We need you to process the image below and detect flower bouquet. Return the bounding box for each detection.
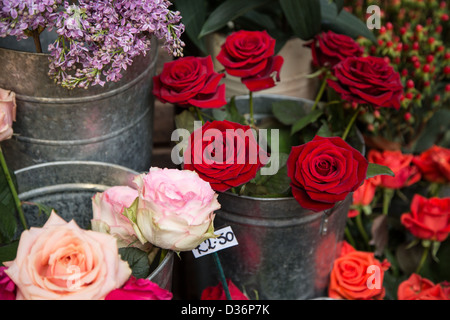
[0,0,184,89]
[0,0,186,172]
[0,88,222,300]
[152,26,396,299]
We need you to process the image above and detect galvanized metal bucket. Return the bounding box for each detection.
[15,161,174,290]
[182,94,363,300]
[0,34,157,172]
[213,192,351,300]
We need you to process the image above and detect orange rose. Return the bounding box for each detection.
[397,274,449,300]
[348,176,381,217]
[328,242,390,300]
[4,212,131,300]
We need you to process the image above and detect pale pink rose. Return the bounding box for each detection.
[91,186,146,249]
[105,276,173,300]
[128,167,220,251]
[4,211,131,300]
[0,88,17,142]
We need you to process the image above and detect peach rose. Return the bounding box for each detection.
[4,212,131,300]
[0,88,17,142]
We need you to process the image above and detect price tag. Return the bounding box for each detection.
[192,226,238,258]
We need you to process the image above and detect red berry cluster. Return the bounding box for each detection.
[351,0,450,145]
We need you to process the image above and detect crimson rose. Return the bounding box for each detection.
[287,136,368,212]
[153,55,226,108]
[308,30,364,68]
[183,120,268,192]
[401,194,450,242]
[216,30,284,92]
[327,56,403,110]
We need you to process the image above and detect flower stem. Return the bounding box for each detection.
[0,146,27,230]
[212,252,232,300]
[32,29,43,53]
[382,188,394,215]
[345,226,356,248]
[311,74,328,111]
[194,107,205,125]
[355,212,370,249]
[415,245,429,275]
[249,91,255,127]
[342,105,361,141]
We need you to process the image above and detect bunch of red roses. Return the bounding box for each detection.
[153,29,384,213]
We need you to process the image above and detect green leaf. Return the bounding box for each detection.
[0,240,19,266]
[174,109,197,133]
[118,247,151,279]
[366,163,395,179]
[199,0,271,38]
[334,0,344,12]
[172,0,208,54]
[280,0,321,40]
[212,97,247,124]
[271,100,308,125]
[246,153,291,197]
[290,109,323,135]
[320,0,376,43]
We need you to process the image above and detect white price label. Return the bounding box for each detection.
[192,226,238,258]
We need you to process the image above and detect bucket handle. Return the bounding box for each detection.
[319,209,334,236]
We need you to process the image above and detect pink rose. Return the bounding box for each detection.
[0,88,17,142]
[0,266,16,300]
[91,186,146,249]
[4,212,131,300]
[105,276,173,300]
[127,167,220,251]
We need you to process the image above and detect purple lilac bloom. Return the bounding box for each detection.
[1,0,185,89]
[0,0,61,40]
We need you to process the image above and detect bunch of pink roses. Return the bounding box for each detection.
[0,165,221,300]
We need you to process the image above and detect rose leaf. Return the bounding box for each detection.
[366,163,394,179]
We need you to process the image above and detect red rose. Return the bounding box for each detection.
[397,274,449,300]
[327,56,403,110]
[105,276,173,300]
[368,149,421,189]
[328,243,390,300]
[183,120,268,192]
[201,279,248,300]
[216,30,284,92]
[400,194,450,242]
[307,30,364,68]
[287,136,368,212]
[348,176,381,218]
[153,55,226,108]
[413,145,450,184]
